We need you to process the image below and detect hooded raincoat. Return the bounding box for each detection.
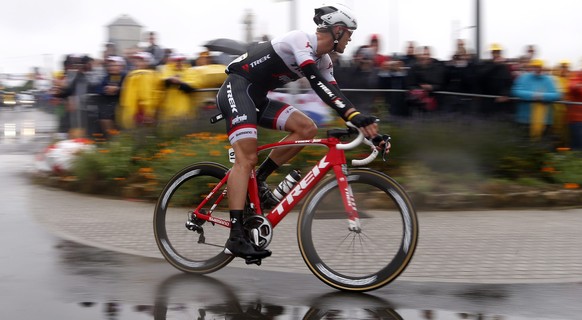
[511,72,561,139]
[158,60,196,123]
[118,69,161,129]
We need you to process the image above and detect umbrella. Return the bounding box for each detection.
[213,52,239,65]
[203,38,247,55]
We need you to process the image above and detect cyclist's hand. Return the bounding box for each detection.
[372,134,391,161]
[349,113,378,138]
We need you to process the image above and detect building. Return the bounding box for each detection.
[106,15,143,56]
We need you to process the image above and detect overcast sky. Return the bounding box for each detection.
[2,0,582,76]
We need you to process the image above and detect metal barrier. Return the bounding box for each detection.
[49,88,581,139]
[194,87,582,106]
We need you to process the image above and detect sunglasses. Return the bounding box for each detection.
[340,26,355,35]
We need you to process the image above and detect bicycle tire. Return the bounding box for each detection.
[297,169,418,292]
[154,162,234,274]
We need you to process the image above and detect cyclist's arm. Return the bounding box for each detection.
[300,62,356,120]
[300,60,378,137]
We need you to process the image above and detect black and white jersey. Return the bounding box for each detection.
[226,30,336,91]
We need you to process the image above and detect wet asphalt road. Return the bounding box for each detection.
[1,108,582,319]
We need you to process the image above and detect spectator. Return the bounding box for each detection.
[103,42,117,59]
[369,34,388,68]
[444,52,476,113]
[567,64,582,150]
[50,55,75,138]
[97,56,126,139]
[455,39,467,56]
[399,41,417,68]
[553,60,571,146]
[195,50,212,67]
[524,44,537,62]
[158,53,197,132]
[156,48,174,70]
[327,51,350,86]
[405,46,445,113]
[343,45,378,113]
[377,59,407,117]
[119,52,161,130]
[512,59,561,142]
[477,43,514,118]
[145,31,165,68]
[122,46,140,71]
[54,55,98,138]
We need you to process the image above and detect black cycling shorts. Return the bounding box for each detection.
[216,73,299,145]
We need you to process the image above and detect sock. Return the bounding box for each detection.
[256,157,279,182]
[229,210,244,237]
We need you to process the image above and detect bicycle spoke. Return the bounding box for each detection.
[299,170,418,290]
[154,163,234,273]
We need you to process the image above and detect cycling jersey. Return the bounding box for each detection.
[227,31,334,90]
[217,30,356,144]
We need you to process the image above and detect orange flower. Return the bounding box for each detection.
[564,183,580,189]
[209,150,221,156]
[541,167,555,173]
[556,147,571,152]
[139,167,154,174]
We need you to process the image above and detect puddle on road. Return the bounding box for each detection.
[49,243,520,320]
[56,299,552,320]
[28,240,576,320]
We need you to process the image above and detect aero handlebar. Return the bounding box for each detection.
[337,122,380,166]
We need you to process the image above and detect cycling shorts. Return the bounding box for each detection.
[216,73,299,145]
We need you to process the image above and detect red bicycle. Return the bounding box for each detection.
[153,124,418,292]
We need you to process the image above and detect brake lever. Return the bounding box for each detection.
[372,134,391,162]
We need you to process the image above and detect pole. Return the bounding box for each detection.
[475,0,481,60]
[290,0,297,31]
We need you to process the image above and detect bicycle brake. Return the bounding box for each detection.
[372,134,391,162]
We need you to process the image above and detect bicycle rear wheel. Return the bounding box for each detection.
[297,169,418,292]
[154,162,234,274]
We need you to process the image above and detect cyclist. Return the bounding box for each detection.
[216,3,386,260]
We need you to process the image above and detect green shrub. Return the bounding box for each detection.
[64,116,574,199]
[543,150,582,185]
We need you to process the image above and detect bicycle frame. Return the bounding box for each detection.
[191,134,364,230]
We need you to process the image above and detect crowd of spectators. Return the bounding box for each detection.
[48,31,582,151]
[334,35,582,150]
[49,31,225,141]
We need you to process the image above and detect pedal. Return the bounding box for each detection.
[245,257,262,266]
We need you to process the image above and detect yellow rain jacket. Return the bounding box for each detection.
[189,64,228,112]
[119,69,161,129]
[158,61,196,122]
[553,74,570,145]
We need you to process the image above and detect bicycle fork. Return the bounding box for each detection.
[333,165,361,233]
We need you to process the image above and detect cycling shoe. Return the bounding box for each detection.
[224,236,272,259]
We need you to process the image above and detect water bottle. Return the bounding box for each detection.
[272,170,301,201]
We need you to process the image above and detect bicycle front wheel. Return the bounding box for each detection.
[297,169,418,292]
[154,162,234,274]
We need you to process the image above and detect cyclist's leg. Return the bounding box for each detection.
[227,138,257,212]
[216,75,271,259]
[257,101,318,174]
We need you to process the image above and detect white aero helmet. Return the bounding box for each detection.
[313,3,358,31]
